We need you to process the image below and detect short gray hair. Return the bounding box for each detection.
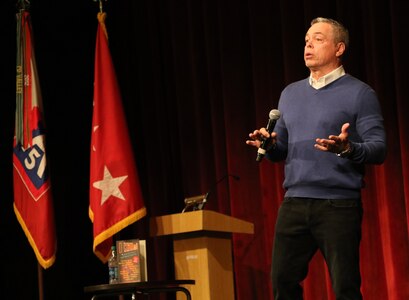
[311,17,349,50]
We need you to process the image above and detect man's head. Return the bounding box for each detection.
[304,17,349,76]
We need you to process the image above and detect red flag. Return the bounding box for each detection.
[90,12,147,263]
[13,10,57,269]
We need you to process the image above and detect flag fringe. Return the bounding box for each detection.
[92,206,147,262]
[13,203,56,269]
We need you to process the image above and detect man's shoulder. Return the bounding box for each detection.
[338,74,371,88]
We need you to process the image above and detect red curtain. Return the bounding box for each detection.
[106,0,409,299]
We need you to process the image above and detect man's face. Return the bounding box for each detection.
[304,22,343,73]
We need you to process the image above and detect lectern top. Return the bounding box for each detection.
[150,210,254,237]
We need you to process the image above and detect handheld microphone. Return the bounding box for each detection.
[256,109,281,162]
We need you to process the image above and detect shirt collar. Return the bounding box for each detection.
[309,66,346,89]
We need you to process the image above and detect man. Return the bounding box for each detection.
[246,17,386,299]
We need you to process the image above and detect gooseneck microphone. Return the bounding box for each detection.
[256,109,281,162]
[203,173,240,202]
[182,174,240,212]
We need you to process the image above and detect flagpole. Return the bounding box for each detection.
[93,4,123,300]
[17,3,44,299]
[37,263,44,300]
[17,3,46,300]
[16,3,44,300]
[15,1,56,299]
[91,1,146,296]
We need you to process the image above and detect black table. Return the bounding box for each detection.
[84,280,195,300]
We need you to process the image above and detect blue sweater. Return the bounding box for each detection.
[267,74,387,199]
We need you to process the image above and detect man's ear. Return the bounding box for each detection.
[336,42,346,58]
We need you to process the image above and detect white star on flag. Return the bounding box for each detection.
[92,165,128,205]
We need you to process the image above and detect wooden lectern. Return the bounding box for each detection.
[150,210,254,300]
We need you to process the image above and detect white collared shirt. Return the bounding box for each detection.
[309,66,346,89]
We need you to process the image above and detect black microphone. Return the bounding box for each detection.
[205,174,239,198]
[182,174,240,212]
[256,109,281,162]
[200,174,240,209]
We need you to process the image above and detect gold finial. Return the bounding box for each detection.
[17,0,30,11]
[94,0,107,13]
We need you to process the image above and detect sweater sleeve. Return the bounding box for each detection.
[348,87,387,164]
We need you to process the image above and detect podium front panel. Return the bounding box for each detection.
[173,235,234,300]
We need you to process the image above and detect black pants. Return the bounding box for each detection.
[271,197,363,300]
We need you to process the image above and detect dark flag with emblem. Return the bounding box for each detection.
[13,8,56,269]
[89,12,146,263]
